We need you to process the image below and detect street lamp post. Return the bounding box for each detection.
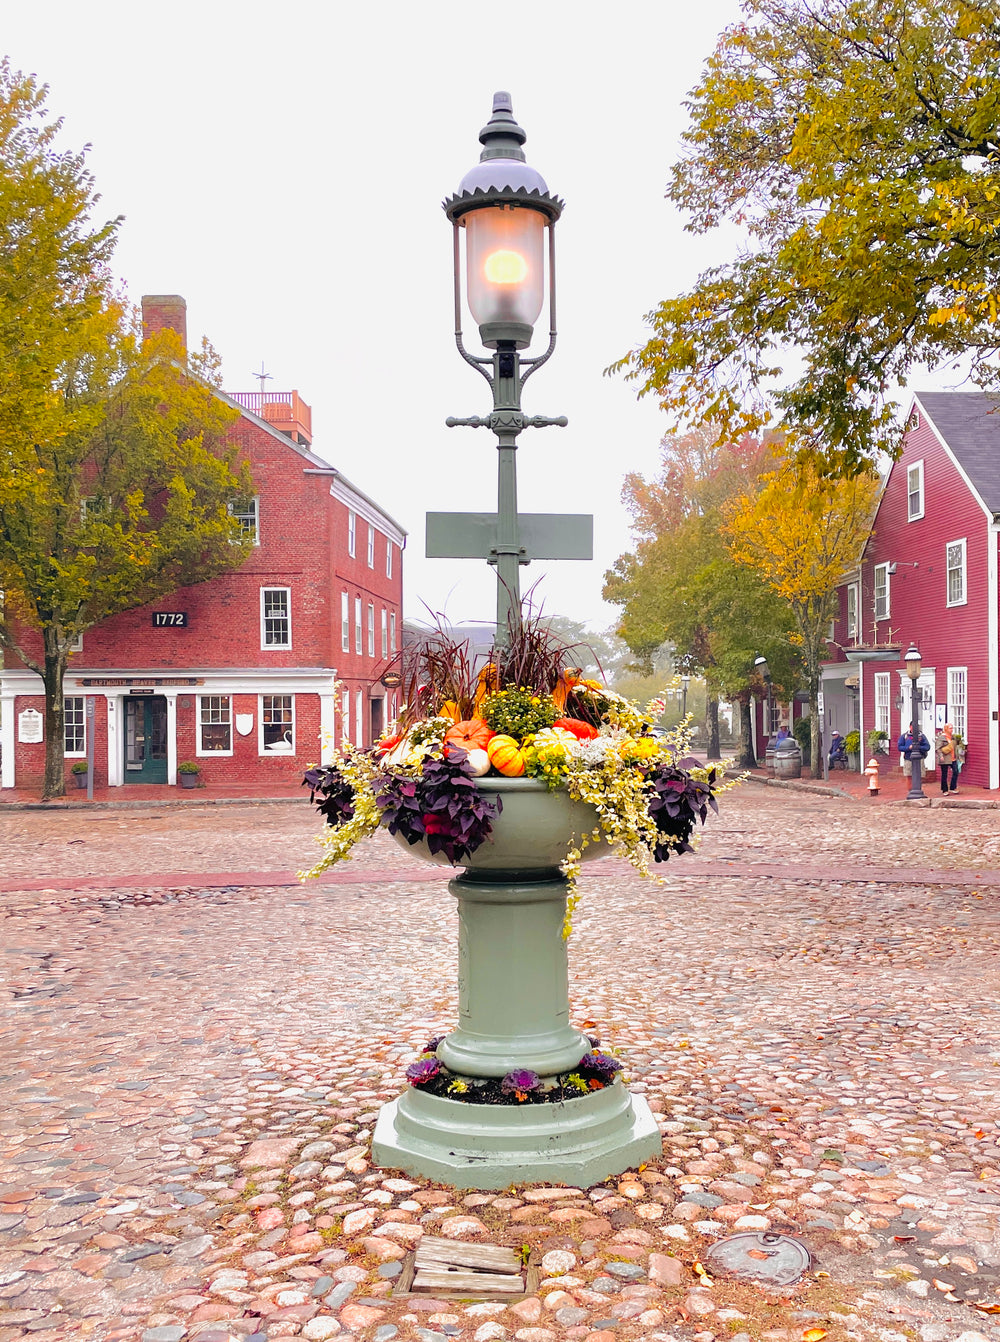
[426,92,592,643]
[904,643,925,800]
[681,673,690,721]
[754,655,771,760]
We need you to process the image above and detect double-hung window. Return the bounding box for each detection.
[341,688,350,744]
[381,607,388,657]
[873,563,890,621]
[367,525,375,568]
[846,583,859,640]
[386,541,393,579]
[64,696,86,756]
[348,511,356,557]
[390,611,397,655]
[229,496,259,544]
[261,587,291,647]
[341,591,350,653]
[367,602,375,656]
[946,538,967,607]
[947,667,968,741]
[199,695,232,753]
[907,460,924,521]
[354,596,362,654]
[261,694,294,751]
[874,672,891,737]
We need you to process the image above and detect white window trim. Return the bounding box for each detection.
[354,689,363,747]
[229,496,261,546]
[386,541,393,579]
[874,562,891,621]
[341,590,350,653]
[260,586,292,650]
[258,693,295,755]
[947,665,968,741]
[367,601,375,656]
[389,611,397,655]
[354,595,362,655]
[197,694,234,757]
[348,511,356,558]
[341,688,350,745]
[847,582,859,640]
[64,694,87,757]
[907,459,925,522]
[381,606,388,657]
[367,525,375,568]
[874,671,891,737]
[946,537,967,608]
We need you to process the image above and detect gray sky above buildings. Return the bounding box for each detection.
[6,1,750,629]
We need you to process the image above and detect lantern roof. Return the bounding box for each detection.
[443,92,564,224]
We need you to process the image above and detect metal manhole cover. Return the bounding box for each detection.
[704,1232,812,1286]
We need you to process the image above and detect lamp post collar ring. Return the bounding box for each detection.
[443,182,564,224]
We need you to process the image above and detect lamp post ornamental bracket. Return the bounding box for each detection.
[446,413,568,434]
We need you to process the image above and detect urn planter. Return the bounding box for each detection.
[373,777,662,1189]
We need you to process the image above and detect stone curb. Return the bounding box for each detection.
[739,771,999,808]
[0,793,306,813]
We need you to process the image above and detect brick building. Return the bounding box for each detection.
[0,295,406,791]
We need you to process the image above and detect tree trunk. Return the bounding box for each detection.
[706,695,721,759]
[41,632,68,801]
[809,678,823,779]
[735,697,756,769]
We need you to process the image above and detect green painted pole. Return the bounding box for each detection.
[492,343,523,645]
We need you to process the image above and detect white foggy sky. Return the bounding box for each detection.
[5,1,748,630]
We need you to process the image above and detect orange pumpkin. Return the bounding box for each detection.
[443,718,494,755]
[487,734,526,777]
[553,716,599,740]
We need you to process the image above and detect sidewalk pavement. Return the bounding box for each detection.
[744,763,1000,807]
[0,780,306,810]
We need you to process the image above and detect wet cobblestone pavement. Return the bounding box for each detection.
[2,791,1000,1342]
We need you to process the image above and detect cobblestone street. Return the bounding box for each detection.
[2,789,1000,1342]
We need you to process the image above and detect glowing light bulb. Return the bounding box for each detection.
[484,249,527,285]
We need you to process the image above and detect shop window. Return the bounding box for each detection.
[199,695,232,754]
[948,667,967,741]
[874,672,891,736]
[260,694,294,751]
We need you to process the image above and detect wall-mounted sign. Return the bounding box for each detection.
[18,708,43,743]
[152,612,188,627]
[82,677,202,687]
[235,714,254,737]
[380,671,402,688]
[129,688,156,695]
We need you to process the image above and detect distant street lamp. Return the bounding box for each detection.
[427,92,592,643]
[754,655,771,754]
[904,643,925,800]
[681,673,690,720]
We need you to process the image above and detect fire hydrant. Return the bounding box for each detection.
[864,757,881,796]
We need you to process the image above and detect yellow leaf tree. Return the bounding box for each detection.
[724,461,879,774]
[0,63,253,798]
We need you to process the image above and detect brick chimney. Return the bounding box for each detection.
[141,294,187,352]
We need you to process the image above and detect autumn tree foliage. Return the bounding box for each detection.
[0,63,253,798]
[724,461,880,774]
[610,0,1000,472]
[604,427,800,766]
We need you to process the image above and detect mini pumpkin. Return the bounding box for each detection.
[443,717,494,754]
[464,748,491,777]
[487,734,526,777]
[553,717,599,740]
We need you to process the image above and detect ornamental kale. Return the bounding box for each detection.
[500,1069,542,1097]
[578,1050,623,1081]
[406,1057,442,1086]
[302,762,356,828]
[376,750,501,864]
[646,764,718,862]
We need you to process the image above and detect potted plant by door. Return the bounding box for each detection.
[866,728,889,756]
[178,761,200,789]
[70,760,89,789]
[844,730,862,771]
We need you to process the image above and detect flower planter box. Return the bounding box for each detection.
[179,772,199,789]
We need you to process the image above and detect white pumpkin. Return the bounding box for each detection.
[464,748,491,777]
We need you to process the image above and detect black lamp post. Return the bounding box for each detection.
[681,674,690,720]
[904,643,925,800]
[754,655,771,753]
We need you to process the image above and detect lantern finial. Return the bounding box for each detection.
[478,91,527,163]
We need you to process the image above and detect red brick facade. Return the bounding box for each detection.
[0,296,405,792]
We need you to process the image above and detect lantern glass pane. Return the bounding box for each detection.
[465,206,545,330]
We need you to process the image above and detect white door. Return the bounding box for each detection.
[898,671,935,773]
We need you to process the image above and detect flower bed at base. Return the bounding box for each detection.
[403,1036,625,1105]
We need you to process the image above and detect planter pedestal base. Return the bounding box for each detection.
[373,1082,661,1190]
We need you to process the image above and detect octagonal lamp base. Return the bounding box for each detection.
[372,1081,662,1191]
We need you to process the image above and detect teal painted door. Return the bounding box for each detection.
[123,696,168,783]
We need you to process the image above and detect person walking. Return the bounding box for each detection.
[935,723,960,794]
